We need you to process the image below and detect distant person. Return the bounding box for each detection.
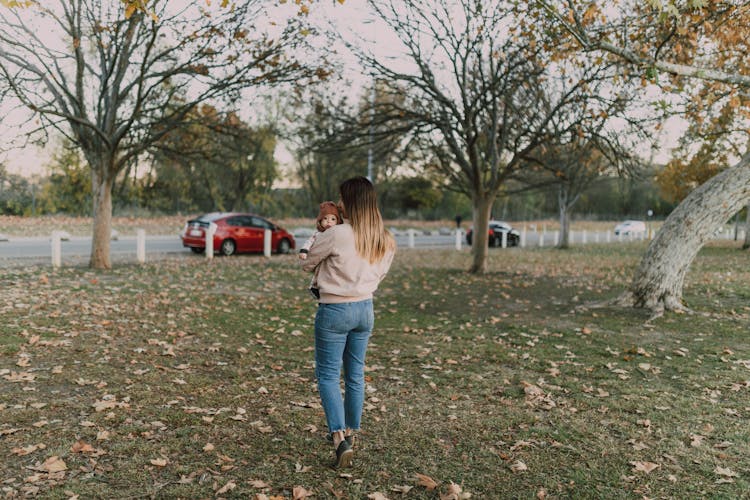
[300,177,396,468]
[455,214,462,229]
[298,201,343,298]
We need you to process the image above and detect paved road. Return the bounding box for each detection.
[0,235,185,260]
[0,230,651,265]
[0,233,465,260]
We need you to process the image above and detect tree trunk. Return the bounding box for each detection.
[469,195,494,274]
[558,185,570,249]
[625,153,750,311]
[743,202,750,250]
[89,167,114,270]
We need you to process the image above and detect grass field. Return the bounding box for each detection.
[1,242,749,498]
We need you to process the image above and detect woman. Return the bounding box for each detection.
[301,176,396,468]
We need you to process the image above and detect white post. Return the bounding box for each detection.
[594,232,599,244]
[553,231,559,246]
[606,231,611,243]
[136,229,146,264]
[408,229,415,249]
[582,230,587,245]
[539,231,545,247]
[51,231,62,268]
[455,229,462,250]
[264,228,272,257]
[501,231,507,248]
[520,227,526,248]
[206,223,216,260]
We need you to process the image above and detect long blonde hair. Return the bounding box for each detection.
[340,176,395,263]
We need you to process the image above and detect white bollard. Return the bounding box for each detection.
[51,231,62,268]
[408,229,415,248]
[520,228,526,248]
[264,228,272,257]
[136,229,146,264]
[206,223,216,260]
[553,231,559,246]
[539,231,545,247]
[582,230,587,245]
[594,232,599,244]
[606,231,611,243]
[501,231,507,248]
[455,229,462,250]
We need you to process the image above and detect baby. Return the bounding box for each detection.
[299,201,342,298]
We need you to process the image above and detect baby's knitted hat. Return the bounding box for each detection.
[317,201,342,231]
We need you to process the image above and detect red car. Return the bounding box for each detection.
[180,212,295,256]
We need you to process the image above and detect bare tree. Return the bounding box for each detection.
[0,0,316,268]
[519,141,615,249]
[538,0,750,314]
[288,82,413,212]
[359,0,631,273]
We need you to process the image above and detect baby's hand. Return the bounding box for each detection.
[298,253,307,260]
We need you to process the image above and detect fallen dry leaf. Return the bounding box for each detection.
[630,461,659,474]
[11,443,46,456]
[71,440,96,453]
[41,456,68,473]
[510,460,528,473]
[216,481,236,495]
[390,484,413,494]
[415,473,439,490]
[293,486,313,499]
[440,481,471,499]
[150,458,168,467]
[714,466,738,478]
[367,493,390,500]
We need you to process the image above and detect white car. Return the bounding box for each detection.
[614,220,646,236]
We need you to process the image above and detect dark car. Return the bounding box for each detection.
[466,220,520,247]
[180,212,295,256]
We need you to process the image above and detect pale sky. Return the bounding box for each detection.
[0,0,686,181]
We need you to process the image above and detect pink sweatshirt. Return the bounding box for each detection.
[301,223,395,303]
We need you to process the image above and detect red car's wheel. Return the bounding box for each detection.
[277,238,291,254]
[220,239,236,256]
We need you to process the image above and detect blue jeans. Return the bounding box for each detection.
[314,299,374,434]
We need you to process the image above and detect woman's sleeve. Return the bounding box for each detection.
[301,229,336,273]
[377,247,396,283]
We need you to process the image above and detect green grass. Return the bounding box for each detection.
[1,243,749,498]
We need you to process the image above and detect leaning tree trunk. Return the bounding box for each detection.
[624,153,750,312]
[89,166,115,270]
[743,202,750,250]
[469,195,494,274]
